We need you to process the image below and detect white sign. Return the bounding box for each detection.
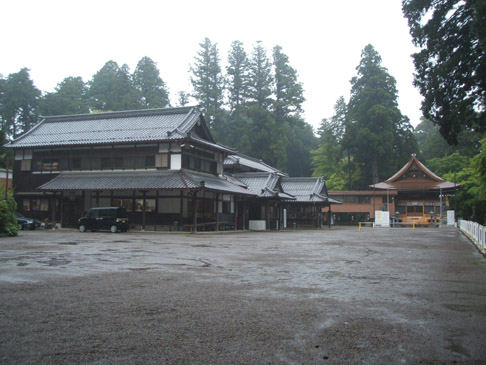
[447,210,455,226]
[375,211,390,227]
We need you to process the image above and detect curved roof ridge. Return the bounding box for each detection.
[40,106,197,123]
[386,155,444,183]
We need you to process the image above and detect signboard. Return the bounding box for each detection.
[447,210,455,226]
[375,211,390,227]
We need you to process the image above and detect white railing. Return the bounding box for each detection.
[458,219,486,255]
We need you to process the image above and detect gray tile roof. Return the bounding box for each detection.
[233,172,295,199]
[182,170,255,196]
[225,154,286,175]
[280,177,331,203]
[38,170,191,191]
[37,169,255,196]
[5,107,209,148]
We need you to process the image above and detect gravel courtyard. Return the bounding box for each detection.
[1,227,485,364]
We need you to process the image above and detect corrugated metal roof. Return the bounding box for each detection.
[5,107,204,148]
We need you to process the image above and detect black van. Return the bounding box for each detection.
[78,207,129,233]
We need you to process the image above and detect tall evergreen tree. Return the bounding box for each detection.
[226,40,249,112]
[1,68,40,139]
[272,45,305,123]
[347,44,417,188]
[40,76,89,116]
[89,61,140,111]
[190,38,224,123]
[402,0,486,143]
[133,56,170,109]
[247,41,273,110]
[312,97,347,179]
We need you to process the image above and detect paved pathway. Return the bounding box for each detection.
[0,227,485,363]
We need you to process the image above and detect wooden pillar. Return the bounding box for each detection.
[60,192,64,228]
[216,193,220,231]
[328,205,332,229]
[142,191,147,231]
[234,197,238,231]
[51,193,56,225]
[179,191,184,231]
[192,191,198,233]
[265,202,269,231]
[242,199,246,230]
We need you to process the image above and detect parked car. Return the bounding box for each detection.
[78,207,129,233]
[16,212,41,230]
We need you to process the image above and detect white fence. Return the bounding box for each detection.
[458,219,486,255]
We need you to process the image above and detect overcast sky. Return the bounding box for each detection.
[2,0,423,129]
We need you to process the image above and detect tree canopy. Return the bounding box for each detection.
[1,68,40,139]
[189,39,316,176]
[347,44,417,187]
[402,0,486,144]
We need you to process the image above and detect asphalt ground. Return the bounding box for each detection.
[0,227,485,364]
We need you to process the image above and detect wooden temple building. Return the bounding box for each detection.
[5,107,337,231]
[324,155,459,226]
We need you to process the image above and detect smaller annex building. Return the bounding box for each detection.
[5,107,338,231]
[323,155,459,226]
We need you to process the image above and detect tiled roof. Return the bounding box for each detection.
[38,170,191,191]
[370,155,459,192]
[225,153,286,175]
[182,170,255,196]
[280,177,331,203]
[38,169,255,196]
[232,172,295,199]
[5,107,208,148]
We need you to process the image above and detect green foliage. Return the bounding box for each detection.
[226,40,249,111]
[247,41,274,110]
[1,68,40,139]
[89,61,141,111]
[402,0,486,144]
[427,141,486,224]
[273,45,305,122]
[426,153,470,178]
[40,77,89,116]
[133,57,170,109]
[0,185,18,236]
[312,97,347,180]
[190,38,224,122]
[346,44,417,188]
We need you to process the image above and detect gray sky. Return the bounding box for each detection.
[2,0,423,129]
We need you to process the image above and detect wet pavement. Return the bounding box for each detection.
[0,227,485,363]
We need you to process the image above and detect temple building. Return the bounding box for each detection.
[324,155,459,226]
[5,106,338,231]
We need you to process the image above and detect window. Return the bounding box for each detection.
[21,159,31,171]
[22,199,31,212]
[156,154,169,168]
[31,198,49,211]
[101,157,112,169]
[71,158,81,170]
[134,156,145,169]
[135,199,156,212]
[113,198,133,212]
[158,198,180,213]
[145,155,155,168]
[358,196,370,204]
[343,196,357,203]
[114,157,123,169]
[41,160,59,171]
